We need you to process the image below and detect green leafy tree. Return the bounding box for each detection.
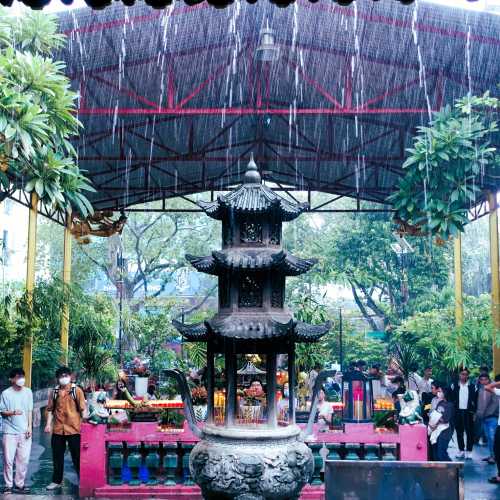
[389,92,500,240]
[391,293,493,381]
[37,206,219,304]
[292,294,333,372]
[0,9,93,216]
[286,211,450,328]
[10,279,117,389]
[124,304,179,374]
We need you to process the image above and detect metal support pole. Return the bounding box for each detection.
[23,192,38,388]
[266,353,277,428]
[454,233,463,327]
[339,308,343,370]
[206,343,214,425]
[225,347,236,427]
[117,248,124,367]
[288,344,296,424]
[489,192,500,373]
[60,213,72,365]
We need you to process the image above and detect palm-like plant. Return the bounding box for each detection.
[388,341,419,385]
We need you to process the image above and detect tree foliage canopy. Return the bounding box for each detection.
[389,92,500,241]
[391,293,494,381]
[0,9,94,216]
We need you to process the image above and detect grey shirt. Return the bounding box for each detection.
[476,386,499,419]
[0,386,33,434]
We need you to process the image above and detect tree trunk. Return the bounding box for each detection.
[350,284,379,331]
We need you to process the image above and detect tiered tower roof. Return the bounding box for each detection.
[173,155,330,346]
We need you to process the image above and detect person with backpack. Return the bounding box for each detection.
[44,367,86,491]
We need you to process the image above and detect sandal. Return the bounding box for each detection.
[487,477,500,484]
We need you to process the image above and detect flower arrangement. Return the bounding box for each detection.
[191,386,208,406]
[243,385,265,406]
[132,357,151,378]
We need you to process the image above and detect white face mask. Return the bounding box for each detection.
[15,378,25,387]
[59,376,71,386]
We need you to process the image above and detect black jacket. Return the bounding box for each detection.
[449,381,476,412]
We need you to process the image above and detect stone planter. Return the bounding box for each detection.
[190,424,313,500]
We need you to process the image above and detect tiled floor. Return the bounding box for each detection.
[0,428,499,498]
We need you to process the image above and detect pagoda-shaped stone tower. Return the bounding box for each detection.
[173,155,330,500]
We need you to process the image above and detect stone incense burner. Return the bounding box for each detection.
[170,155,330,500]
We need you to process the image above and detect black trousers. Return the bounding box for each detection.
[51,434,80,484]
[432,427,453,461]
[455,409,474,452]
[494,426,500,476]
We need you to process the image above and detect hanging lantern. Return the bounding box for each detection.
[342,371,373,423]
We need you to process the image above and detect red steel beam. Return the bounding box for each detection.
[78,107,432,116]
[285,58,343,109]
[77,154,404,162]
[88,74,159,109]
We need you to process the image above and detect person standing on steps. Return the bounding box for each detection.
[0,368,33,494]
[44,366,86,491]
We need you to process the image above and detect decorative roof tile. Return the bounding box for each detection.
[172,319,210,342]
[293,321,331,343]
[207,314,295,340]
[186,249,316,276]
[198,184,308,222]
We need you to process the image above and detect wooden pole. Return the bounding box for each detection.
[288,343,296,424]
[23,192,38,388]
[60,212,72,365]
[206,343,214,425]
[454,233,463,327]
[266,353,277,427]
[489,192,500,374]
[225,347,236,427]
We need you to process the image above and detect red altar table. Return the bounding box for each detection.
[79,421,427,498]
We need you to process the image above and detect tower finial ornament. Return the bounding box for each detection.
[243,152,261,184]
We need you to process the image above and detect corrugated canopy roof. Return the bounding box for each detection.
[56,1,500,211]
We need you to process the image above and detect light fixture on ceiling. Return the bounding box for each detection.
[255,28,280,63]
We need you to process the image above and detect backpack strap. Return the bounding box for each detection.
[53,384,81,414]
[70,384,81,414]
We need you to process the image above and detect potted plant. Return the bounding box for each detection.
[132,357,151,397]
[373,410,398,432]
[191,386,208,422]
[158,409,185,432]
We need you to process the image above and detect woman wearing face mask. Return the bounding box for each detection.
[428,383,454,461]
[44,366,86,491]
[0,368,33,494]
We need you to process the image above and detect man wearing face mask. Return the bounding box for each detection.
[44,366,86,491]
[0,368,33,494]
